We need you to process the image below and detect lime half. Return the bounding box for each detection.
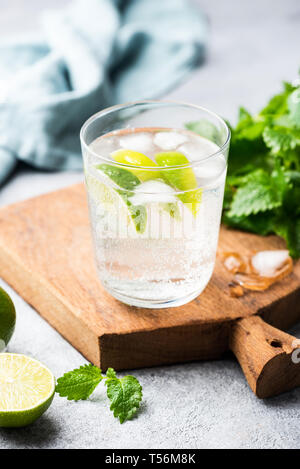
[0,354,55,427]
[0,287,16,352]
[112,149,160,182]
[155,152,202,216]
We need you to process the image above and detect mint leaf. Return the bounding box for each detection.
[236,106,252,124]
[259,81,295,116]
[227,109,267,177]
[56,365,143,424]
[105,372,143,424]
[96,164,140,191]
[185,120,220,144]
[273,216,300,258]
[223,211,275,236]
[234,107,266,140]
[228,170,283,217]
[263,126,300,154]
[56,364,103,401]
[288,88,300,127]
[286,170,300,184]
[106,367,117,379]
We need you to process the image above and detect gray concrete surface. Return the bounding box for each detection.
[0,0,300,449]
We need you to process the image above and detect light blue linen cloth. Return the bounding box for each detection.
[0,0,208,185]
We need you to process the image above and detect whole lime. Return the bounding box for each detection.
[0,286,16,351]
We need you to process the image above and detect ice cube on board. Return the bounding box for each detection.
[251,250,289,277]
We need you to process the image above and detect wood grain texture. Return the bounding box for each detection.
[230,316,300,398]
[0,183,299,396]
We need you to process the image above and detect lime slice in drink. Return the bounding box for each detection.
[87,164,147,234]
[155,152,202,216]
[111,149,160,182]
[0,287,16,352]
[0,354,55,427]
[85,174,117,205]
[112,150,183,219]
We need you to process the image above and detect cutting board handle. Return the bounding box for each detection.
[229,315,300,398]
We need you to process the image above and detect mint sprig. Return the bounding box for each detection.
[186,72,300,258]
[55,365,143,423]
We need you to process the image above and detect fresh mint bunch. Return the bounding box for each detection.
[187,73,300,258]
[55,364,143,423]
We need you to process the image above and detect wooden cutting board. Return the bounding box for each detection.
[0,183,300,398]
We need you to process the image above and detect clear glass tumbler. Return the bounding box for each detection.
[80,101,230,308]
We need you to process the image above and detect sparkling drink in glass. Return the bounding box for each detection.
[80,101,230,308]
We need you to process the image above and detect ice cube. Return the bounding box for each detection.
[154,132,188,150]
[194,155,226,185]
[119,133,154,154]
[178,142,202,162]
[178,142,203,162]
[251,250,289,277]
[129,180,177,206]
[90,135,118,159]
[178,136,219,162]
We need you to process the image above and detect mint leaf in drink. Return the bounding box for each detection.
[105,369,143,424]
[185,119,219,143]
[96,164,140,191]
[55,364,103,401]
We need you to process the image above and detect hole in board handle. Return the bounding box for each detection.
[268,339,282,348]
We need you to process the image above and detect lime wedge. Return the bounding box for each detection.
[0,353,55,427]
[85,173,117,205]
[86,173,134,231]
[0,287,16,352]
[111,149,160,181]
[92,164,147,233]
[155,152,202,216]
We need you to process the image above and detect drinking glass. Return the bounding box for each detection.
[80,101,230,308]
